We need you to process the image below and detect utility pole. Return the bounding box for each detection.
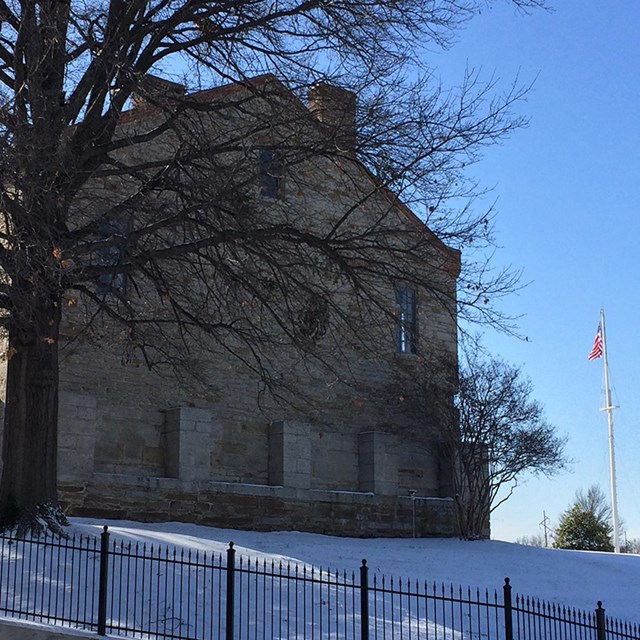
[539,511,551,547]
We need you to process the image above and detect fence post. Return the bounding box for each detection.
[596,601,606,640]
[97,526,110,637]
[503,578,513,640]
[226,542,236,640]
[360,560,369,640]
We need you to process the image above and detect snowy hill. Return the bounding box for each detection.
[71,518,640,623]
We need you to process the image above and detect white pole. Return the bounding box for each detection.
[600,308,621,553]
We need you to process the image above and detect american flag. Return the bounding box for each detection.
[588,323,603,360]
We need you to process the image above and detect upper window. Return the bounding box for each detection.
[96,219,127,295]
[395,284,417,354]
[258,149,285,199]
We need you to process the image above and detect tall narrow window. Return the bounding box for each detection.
[395,284,417,354]
[97,219,127,295]
[258,149,285,198]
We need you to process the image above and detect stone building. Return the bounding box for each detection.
[4,76,461,536]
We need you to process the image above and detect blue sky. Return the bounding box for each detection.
[432,1,640,542]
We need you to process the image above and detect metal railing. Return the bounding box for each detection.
[0,526,638,640]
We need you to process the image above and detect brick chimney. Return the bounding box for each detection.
[308,83,357,156]
[132,74,186,110]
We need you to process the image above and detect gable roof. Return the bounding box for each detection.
[119,73,461,277]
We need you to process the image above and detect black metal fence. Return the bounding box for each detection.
[0,526,638,640]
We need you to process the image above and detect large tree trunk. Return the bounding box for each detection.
[0,295,67,535]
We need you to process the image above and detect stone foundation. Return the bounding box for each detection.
[60,473,454,537]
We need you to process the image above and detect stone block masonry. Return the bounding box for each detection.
[164,407,214,481]
[58,401,456,537]
[358,431,398,495]
[57,393,97,483]
[0,76,463,538]
[268,421,311,489]
[59,474,455,537]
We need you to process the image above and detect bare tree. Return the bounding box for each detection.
[621,538,640,555]
[447,353,568,539]
[515,534,546,547]
[0,0,544,533]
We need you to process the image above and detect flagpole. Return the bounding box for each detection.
[600,308,621,553]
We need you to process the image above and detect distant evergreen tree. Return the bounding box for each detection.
[554,486,614,552]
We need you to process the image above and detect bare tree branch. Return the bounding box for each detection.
[0,0,545,533]
[440,351,568,539]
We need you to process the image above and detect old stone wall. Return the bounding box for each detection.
[0,78,461,537]
[59,474,455,537]
[55,248,455,498]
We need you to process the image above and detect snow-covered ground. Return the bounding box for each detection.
[69,518,640,623]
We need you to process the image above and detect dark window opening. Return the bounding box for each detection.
[97,219,127,295]
[395,284,417,354]
[259,149,285,199]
